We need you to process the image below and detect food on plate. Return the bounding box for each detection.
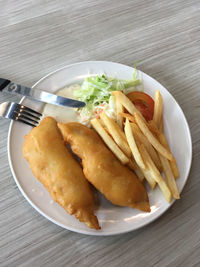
[159,132,179,179]
[23,67,181,230]
[115,98,124,129]
[124,118,146,170]
[130,122,162,171]
[153,90,163,128]
[127,158,137,171]
[112,91,141,116]
[134,112,174,161]
[147,119,161,136]
[134,164,145,182]
[83,85,179,203]
[119,112,136,123]
[151,91,179,181]
[74,73,141,125]
[90,118,129,165]
[22,117,100,230]
[99,111,131,158]
[139,145,172,202]
[57,122,151,212]
[158,152,180,199]
[126,91,154,121]
[43,71,142,126]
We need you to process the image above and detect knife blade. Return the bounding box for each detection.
[0,78,85,108]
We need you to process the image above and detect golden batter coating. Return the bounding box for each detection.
[23,117,100,230]
[58,122,150,212]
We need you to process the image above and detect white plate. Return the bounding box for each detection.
[8,61,192,236]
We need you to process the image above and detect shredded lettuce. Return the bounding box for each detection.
[74,65,141,123]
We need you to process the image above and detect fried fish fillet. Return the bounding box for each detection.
[23,117,100,229]
[58,122,150,212]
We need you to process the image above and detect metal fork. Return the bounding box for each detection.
[0,102,42,127]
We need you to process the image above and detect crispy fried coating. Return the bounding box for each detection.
[58,122,150,212]
[23,117,100,229]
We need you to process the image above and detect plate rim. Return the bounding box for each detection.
[7,60,193,236]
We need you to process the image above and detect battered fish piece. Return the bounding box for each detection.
[58,122,150,212]
[23,117,100,230]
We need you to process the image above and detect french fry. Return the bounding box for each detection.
[159,115,164,133]
[159,153,180,199]
[112,91,141,116]
[149,113,179,179]
[134,112,174,161]
[127,159,137,171]
[119,113,136,123]
[100,112,131,157]
[130,122,162,171]
[98,118,105,127]
[115,98,124,129]
[153,90,163,128]
[134,164,145,182]
[141,168,157,189]
[91,118,129,165]
[139,144,172,203]
[127,158,145,181]
[159,132,179,178]
[148,120,160,136]
[148,120,179,176]
[124,118,146,170]
[104,127,111,136]
[169,161,179,179]
[150,91,179,177]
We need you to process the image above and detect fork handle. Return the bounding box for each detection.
[0,78,11,91]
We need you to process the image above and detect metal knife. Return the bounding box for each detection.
[0,78,85,108]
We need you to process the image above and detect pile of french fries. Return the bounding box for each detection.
[91,90,180,203]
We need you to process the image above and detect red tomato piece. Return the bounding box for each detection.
[126,91,154,121]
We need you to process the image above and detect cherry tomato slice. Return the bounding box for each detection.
[126,91,154,121]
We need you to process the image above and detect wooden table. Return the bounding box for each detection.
[0,1,199,266]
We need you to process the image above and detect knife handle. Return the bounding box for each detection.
[0,78,10,91]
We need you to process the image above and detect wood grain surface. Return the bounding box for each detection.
[0,0,200,266]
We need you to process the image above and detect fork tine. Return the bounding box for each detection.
[17,117,39,127]
[16,109,41,120]
[11,102,42,117]
[21,105,42,116]
[14,112,40,124]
